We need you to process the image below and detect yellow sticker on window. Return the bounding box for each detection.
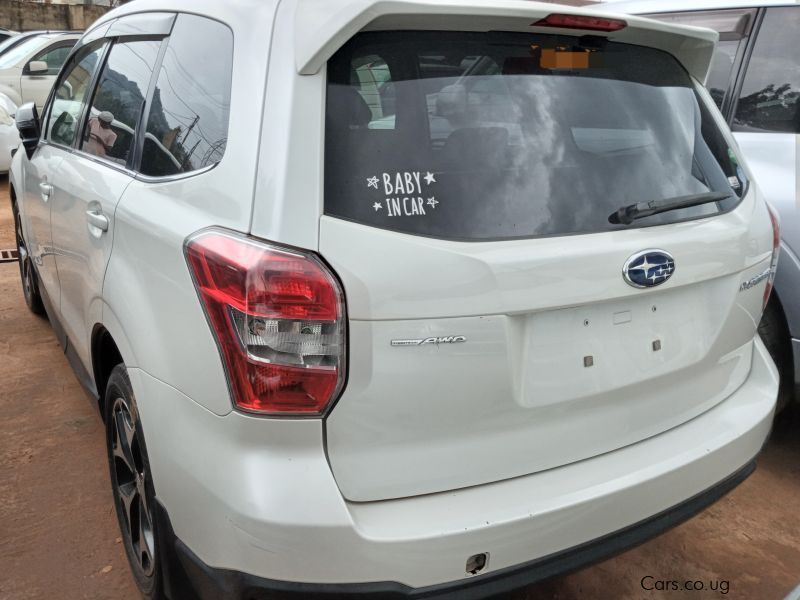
[540,49,590,69]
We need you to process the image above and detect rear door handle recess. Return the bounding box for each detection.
[86,209,109,232]
[39,182,52,201]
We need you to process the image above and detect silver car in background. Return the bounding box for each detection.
[604,0,800,411]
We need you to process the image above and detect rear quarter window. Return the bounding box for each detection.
[325,32,746,241]
[139,14,233,177]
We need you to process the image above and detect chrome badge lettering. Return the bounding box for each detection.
[391,335,467,347]
[739,268,771,292]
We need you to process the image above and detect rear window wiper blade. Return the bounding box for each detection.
[609,191,730,225]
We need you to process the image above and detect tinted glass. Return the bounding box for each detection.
[140,14,233,177]
[0,36,53,69]
[706,40,739,109]
[734,7,800,132]
[0,35,26,56]
[32,42,74,75]
[325,32,746,241]
[80,39,161,166]
[47,41,105,147]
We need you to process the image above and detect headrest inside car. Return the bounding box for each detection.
[502,57,543,75]
[327,85,372,129]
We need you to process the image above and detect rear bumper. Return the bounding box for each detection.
[131,337,778,597]
[158,461,755,599]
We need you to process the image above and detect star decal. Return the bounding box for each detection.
[426,197,439,208]
[366,176,379,189]
[423,171,436,186]
[373,201,383,211]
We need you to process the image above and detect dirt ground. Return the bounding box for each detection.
[0,174,799,600]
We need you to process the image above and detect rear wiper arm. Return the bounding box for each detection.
[609,191,730,225]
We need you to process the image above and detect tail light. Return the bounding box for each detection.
[533,14,627,32]
[763,203,781,310]
[185,229,346,416]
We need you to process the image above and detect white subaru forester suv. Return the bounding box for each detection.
[9,1,780,598]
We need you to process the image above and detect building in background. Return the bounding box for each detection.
[13,0,129,6]
[0,0,113,31]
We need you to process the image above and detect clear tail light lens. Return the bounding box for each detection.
[185,229,346,416]
[764,203,780,311]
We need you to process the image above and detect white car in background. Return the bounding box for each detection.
[0,29,19,44]
[0,32,80,110]
[0,93,19,172]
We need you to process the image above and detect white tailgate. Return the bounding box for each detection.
[321,193,773,501]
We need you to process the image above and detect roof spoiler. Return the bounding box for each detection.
[294,0,718,81]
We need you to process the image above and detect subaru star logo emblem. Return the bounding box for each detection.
[623,250,675,288]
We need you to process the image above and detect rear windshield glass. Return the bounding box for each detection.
[325,32,747,241]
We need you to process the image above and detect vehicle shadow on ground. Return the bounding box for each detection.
[771,400,800,449]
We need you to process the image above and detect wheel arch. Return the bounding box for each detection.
[91,324,123,418]
[8,180,16,220]
[759,288,797,411]
[772,238,800,394]
[91,308,138,419]
[8,179,18,220]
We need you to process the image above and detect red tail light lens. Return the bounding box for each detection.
[533,14,627,32]
[185,230,346,416]
[763,203,781,310]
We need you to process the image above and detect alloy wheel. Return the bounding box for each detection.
[14,209,34,301]
[110,397,156,577]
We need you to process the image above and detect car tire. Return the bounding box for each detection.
[12,200,45,316]
[104,365,165,600]
[759,296,795,413]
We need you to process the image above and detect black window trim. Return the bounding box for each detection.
[718,8,759,119]
[727,7,766,127]
[130,34,171,174]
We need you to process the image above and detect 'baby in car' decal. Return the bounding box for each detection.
[365,171,438,216]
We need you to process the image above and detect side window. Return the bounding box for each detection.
[734,7,800,132]
[80,39,161,166]
[140,14,233,177]
[47,41,106,148]
[31,42,74,75]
